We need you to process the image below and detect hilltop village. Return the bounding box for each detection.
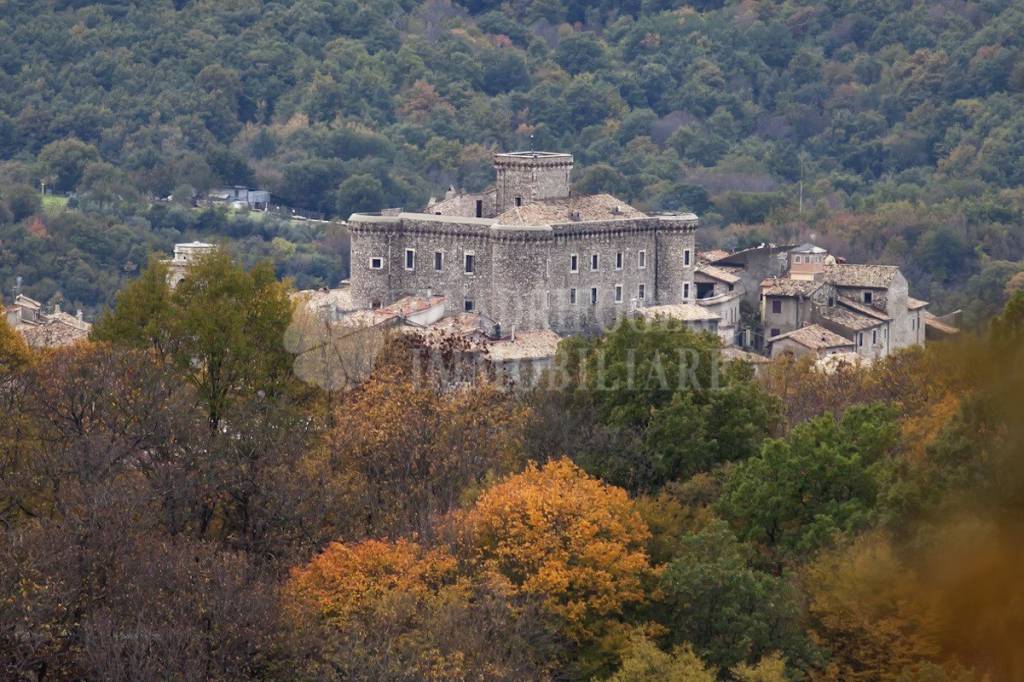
[2,150,961,369]
[294,150,959,376]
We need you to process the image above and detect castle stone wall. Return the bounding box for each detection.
[349,213,697,335]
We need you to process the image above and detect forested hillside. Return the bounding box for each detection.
[2,0,1024,320]
[3,251,1023,679]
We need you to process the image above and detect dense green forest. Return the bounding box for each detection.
[2,251,1023,679]
[2,0,1024,319]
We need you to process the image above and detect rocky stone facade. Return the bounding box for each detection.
[348,212,697,335]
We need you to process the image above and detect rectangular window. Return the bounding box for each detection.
[638,250,646,269]
[684,249,691,266]
[770,328,780,338]
[434,251,443,271]
[369,257,383,270]
[828,296,835,307]
[590,287,598,305]
[570,287,577,305]
[570,254,579,273]
[683,282,691,300]
[858,332,864,347]
[514,196,523,207]
[404,249,415,271]
[771,299,782,314]
[863,291,873,304]
[615,252,623,270]
[872,329,878,345]
[475,199,483,218]
[464,253,475,274]
[638,284,645,300]
[464,299,474,312]
[591,254,599,271]
[615,285,623,303]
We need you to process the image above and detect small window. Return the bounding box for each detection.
[404,249,415,271]
[464,299,474,312]
[570,287,577,305]
[683,282,691,300]
[638,250,646,269]
[863,291,873,304]
[570,254,579,273]
[872,329,878,345]
[591,254,599,271]
[590,287,598,305]
[770,328,780,338]
[464,253,475,274]
[514,196,523,207]
[828,296,835,307]
[369,257,383,270]
[638,284,645,300]
[434,251,443,271]
[858,332,864,347]
[793,255,803,264]
[684,249,691,266]
[615,252,623,270]
[475,199,483,218]
[771,299,782,314]
[614,285,623,303]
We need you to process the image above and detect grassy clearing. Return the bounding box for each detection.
[41,194,68,216]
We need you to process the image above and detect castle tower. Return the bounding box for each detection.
[493,151,573,214]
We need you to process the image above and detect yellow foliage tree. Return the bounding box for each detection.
[610,633,716,682]
[462,459,653,644]
[0,315,31,374]
[805,533,945,681]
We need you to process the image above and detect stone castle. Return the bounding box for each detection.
[348,151,701,335]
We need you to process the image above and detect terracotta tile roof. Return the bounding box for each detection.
[837,296,890,321]
[378,295,446,317]
[487,330,562,362]
[696,264,741,285]
[923,311,959,335]
[639,303,721,322]
[495,194,645,226]
[699,249,731,263]
[769,324,855,350]
[18,318,91,348]
[760,277,823,297]
[720,347,770,364]
[294,287,356,315]
[907,296,929,310]
[824,263,900,289]
[818,305,884,332]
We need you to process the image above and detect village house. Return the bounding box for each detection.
[4,293,91,349]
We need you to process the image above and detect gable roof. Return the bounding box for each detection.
[696,263,741,285]
[837,296,891,321]
[639,303,721,322]
[769,324,855,350]
[494,194,645,226]
[823,263,900,289]
[818,305,884,332]
[791,242,827,254]
[760,277,823,297]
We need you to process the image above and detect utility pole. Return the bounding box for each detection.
[798,154,804,215]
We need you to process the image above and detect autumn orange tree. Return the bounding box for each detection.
[460,458,655,676]
[284,538,557,680]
